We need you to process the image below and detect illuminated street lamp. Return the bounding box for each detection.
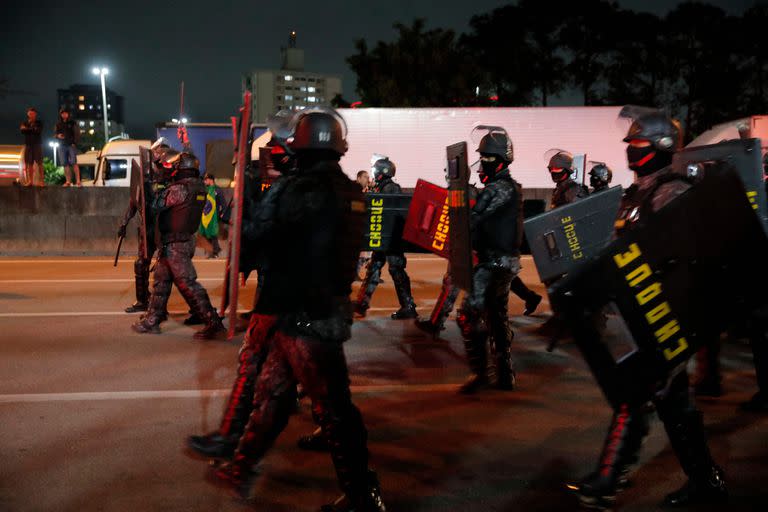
[91,66,110,143]
[48,141,59,167]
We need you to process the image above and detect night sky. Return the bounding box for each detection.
[0,0,757,144]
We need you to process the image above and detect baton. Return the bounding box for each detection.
[113,234,125,267]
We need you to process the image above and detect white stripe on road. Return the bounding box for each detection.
[0,278,223,284]
[0,383,459,403]
[0,307,409,318]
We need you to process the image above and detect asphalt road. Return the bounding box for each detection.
[0,255,766,512]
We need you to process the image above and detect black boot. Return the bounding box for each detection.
[415,318,442,338]
[495,349,516,391]
[184,311,204,325]
[510,276,542,316]
[658,407,727,507]
[125,301,148,313]
[297,427,329,452]
[131,314,162,334]
[188,432,240,460]
[391,266,417,320]
[194,311,225,340]
[207,460,260,499]
[320,470,386,512]
[354,256,384,318]
[391,306,417,320]
[569,405,649,510]
[663,466,727,507]
[458,333,490,394]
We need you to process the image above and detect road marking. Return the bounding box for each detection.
[0,259,227,264]
[0,307,411,318]
[0,278,223,284]
[0,383,459,403]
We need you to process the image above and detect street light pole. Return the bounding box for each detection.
[48,141,59,167]
[92,67,110,143]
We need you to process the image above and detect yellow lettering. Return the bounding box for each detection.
[614,243,642,268]
[372,198,383,206]
[573,251,583,259]
[626,263,652,287]
[561,216,572,224]
[645,302,671,325]
[636,282,662,305]
[655,319,680,343]
[370,240,381,248]
[432,240,445,251]
[663,338,689,360]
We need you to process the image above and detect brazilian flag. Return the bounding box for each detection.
[199,185,219,238]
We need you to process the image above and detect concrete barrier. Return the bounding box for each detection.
[0,186,551,256]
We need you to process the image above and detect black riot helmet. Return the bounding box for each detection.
[619,106,681,176]
[266,109,296,174]
[471,125,513,184]
[588,162,613,190]
[546,149,575,183]
[371,155,396,181]
[167,151,200,172]
[287,106,348,156]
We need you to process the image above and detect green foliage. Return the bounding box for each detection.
[43,157,65,185]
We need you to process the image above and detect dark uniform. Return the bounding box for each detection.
[572,111,727,510]
[211,108,385,512]
[354,157,418,319]
[739,153,768,412]
[119,144,168,314]
[457,130,522,393]
[131,152,224,339]
[187,128,299,459]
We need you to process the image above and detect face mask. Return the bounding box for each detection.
[479,157,505,184]
[626,145,671,176]
[270,146,293,174]
[549,168,569,183]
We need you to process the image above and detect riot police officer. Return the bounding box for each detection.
[571,110,727,510]
[588,162,613,193]
[119,139,170,314]
[209,107,385,512]
[354,156,418,319]
[131,151,224,339]
[548,150,589,208]
[456,128,522,393]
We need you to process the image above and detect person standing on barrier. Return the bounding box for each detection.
[456,129,522,394]
[570,110,726,510]
[354,156,418,319]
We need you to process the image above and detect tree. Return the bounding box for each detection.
[330,93,352,108]
[461,4,538,105]
[739,4,768,113]
[347,19,480,107]
[602,9,668,106]
[664,2,745,139]
[560,0,620,105]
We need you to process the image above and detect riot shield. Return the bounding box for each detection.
[524,186,622,284]
[673,138,767,233]
[402,179,451,258]
[130,155,148,260]
[361,193,422,253]
[222,91,252,339]
[446,142,473,292]
[550,165,768,408]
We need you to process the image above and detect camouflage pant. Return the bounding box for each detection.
[356,251,415,310]
[132,230,156,305]
[146,240,216,323]
[232,326,371,495]
[456,256,520,376]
